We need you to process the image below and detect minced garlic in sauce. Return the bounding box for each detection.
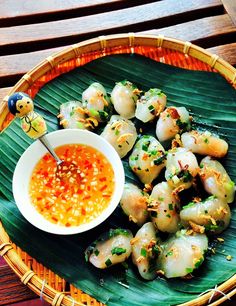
[29,144,115,227]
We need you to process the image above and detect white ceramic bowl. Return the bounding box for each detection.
[13,129,125,235]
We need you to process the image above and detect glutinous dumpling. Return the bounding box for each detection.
[158,230,208,278]
[82,82,111,122]
[165,147,199,190]
[111,80,140,119]
[199,156,235,203]
[129,135,166,184]
[156,106,190,142]
[100,115,137,158]
[131,222,160,280]
[181,130,228,158]
[59,101,98,130]
[180,196,231,234]
[148,182,180,233]
[135,88,166,123]
[120,182,149,226]
[85,229,133,269]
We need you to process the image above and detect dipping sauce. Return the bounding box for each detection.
[29,144,115,227]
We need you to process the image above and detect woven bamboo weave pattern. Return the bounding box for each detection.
[0,34,235,306]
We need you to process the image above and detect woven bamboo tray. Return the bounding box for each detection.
[0,34,235,306]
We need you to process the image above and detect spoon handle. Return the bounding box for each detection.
[39,135,63,166]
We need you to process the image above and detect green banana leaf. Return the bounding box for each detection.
[0,54,235,306]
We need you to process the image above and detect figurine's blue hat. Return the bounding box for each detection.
[8,92,30,115]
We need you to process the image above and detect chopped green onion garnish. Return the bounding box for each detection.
[176,119,189,131]
[105,258,112,267]
[142,144,149,151]
[186,267,193,274]
[94,249,100,256]
[111,247,126,256]
[182,202,196,209]
[148,105,155,113]
[141,248,147,257]
[109,229,130,238]
[194,257,204,269]
[153,153,166,165]
[166,250,173,257]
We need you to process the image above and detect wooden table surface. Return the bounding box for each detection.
[0,0,235,305]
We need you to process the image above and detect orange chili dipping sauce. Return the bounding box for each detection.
[29,144,115,227]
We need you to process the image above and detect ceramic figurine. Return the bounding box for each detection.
[8,92,47,139]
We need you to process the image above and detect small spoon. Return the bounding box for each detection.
[8,92,79,183]
[37,135,80,184]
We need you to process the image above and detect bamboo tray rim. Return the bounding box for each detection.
[0,33,235,306]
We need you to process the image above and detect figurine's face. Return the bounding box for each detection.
[15,95,34,117]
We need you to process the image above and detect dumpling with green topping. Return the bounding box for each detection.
[132,222,160,280]
[165,147,199,190]
[180,196,231,234]
[120,182,149,226]
[148,182,180,233]
[85,229,133,269]
[100,115,137,158]
[156,106,191,142]
[82,82,111,122]
[135,88,166,123]
[59,101,97,130]
[111,80,140,119]
[129,135,166,184]
[181,130,228,158]
[158,230,208,278]
[199,156,235,203]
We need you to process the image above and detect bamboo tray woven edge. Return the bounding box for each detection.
[0,33,235,306]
